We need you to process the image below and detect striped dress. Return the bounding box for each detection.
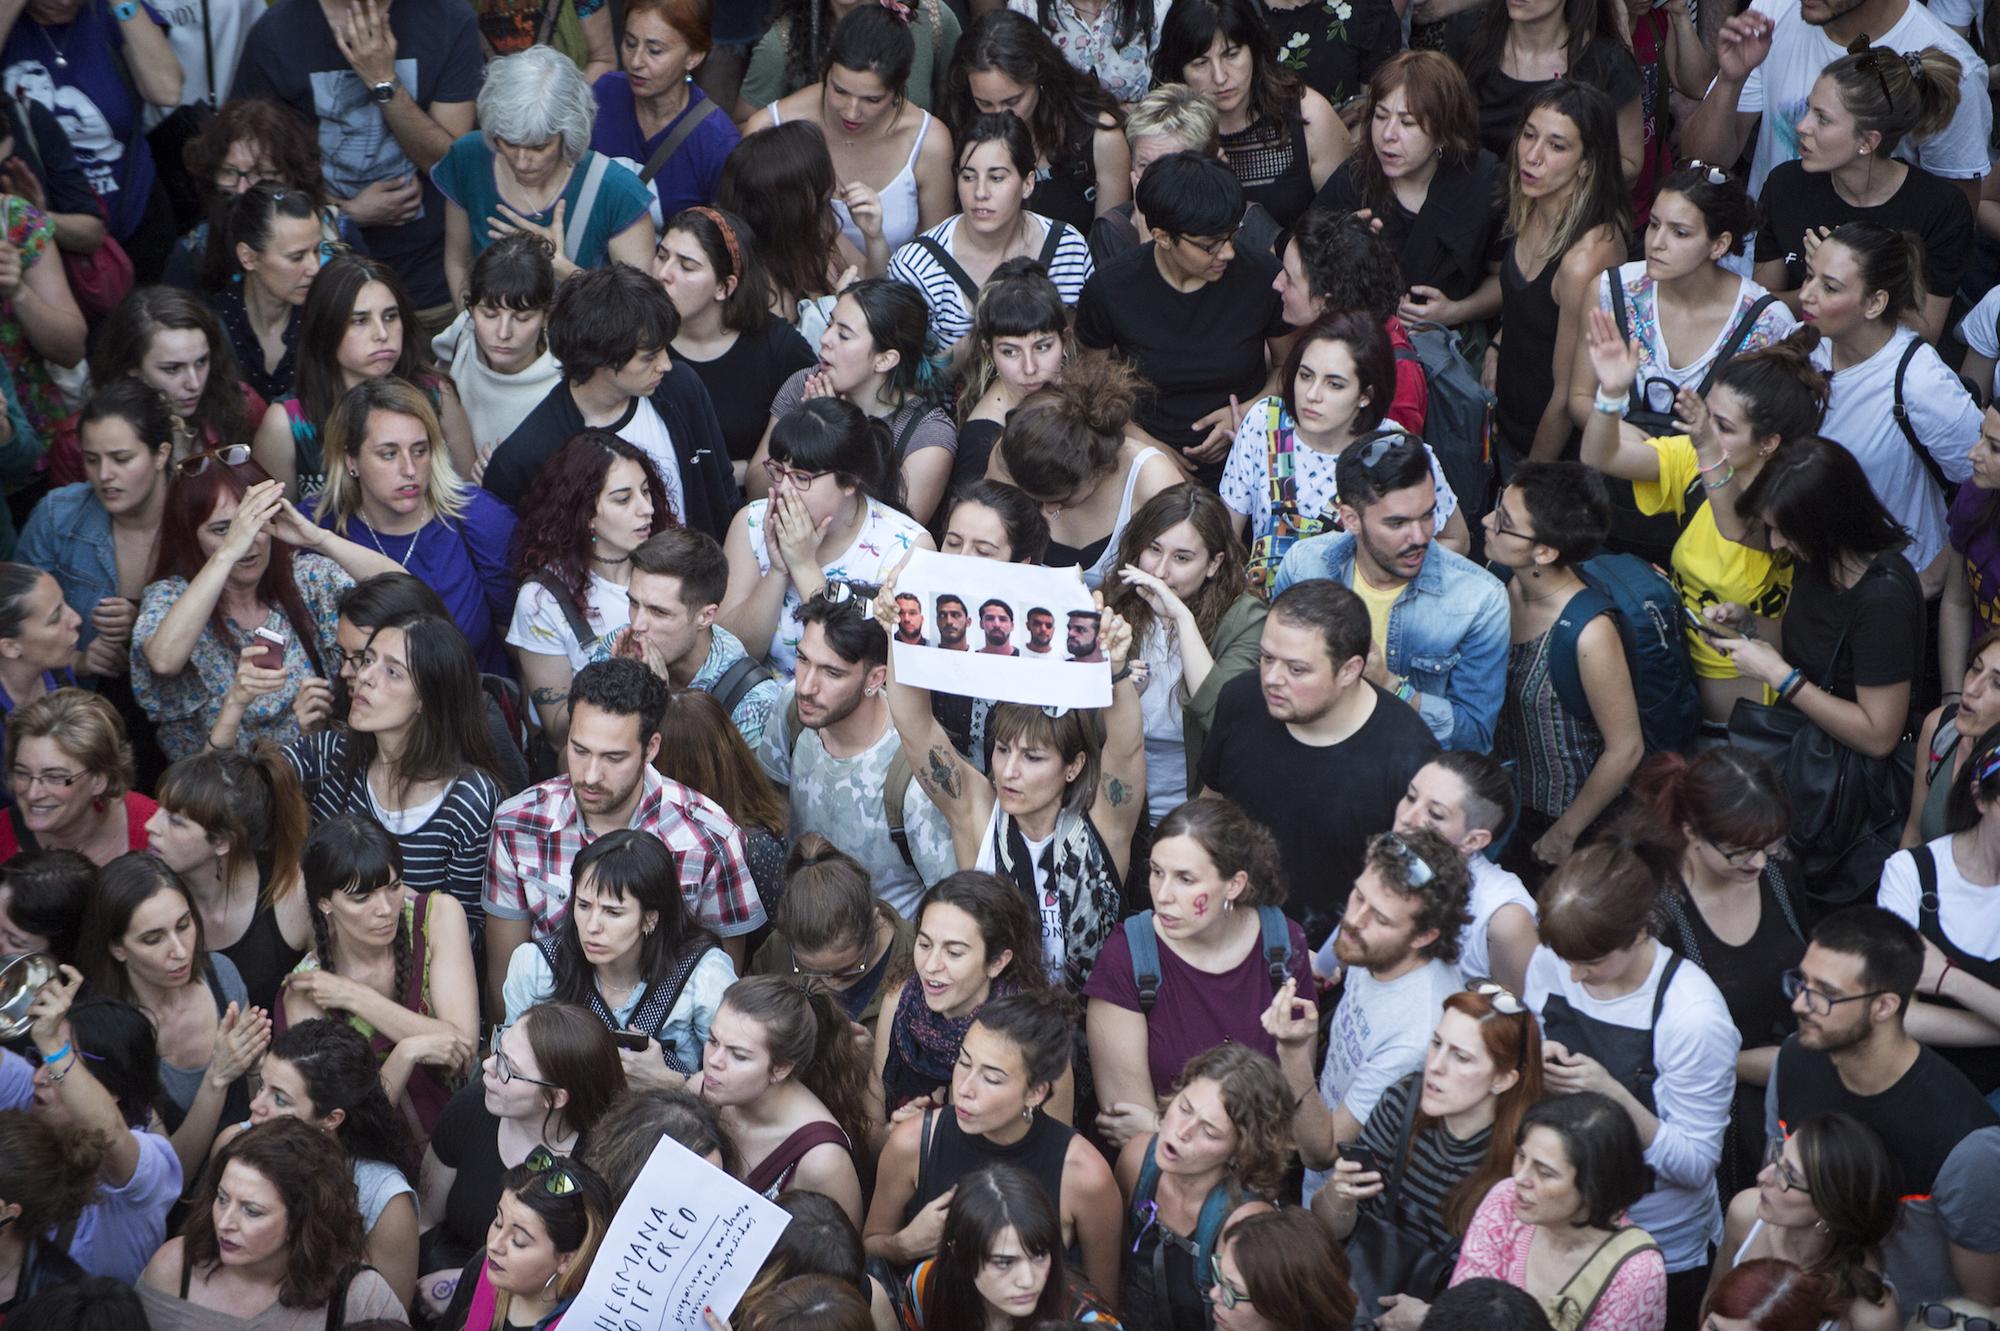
[1496,625,1604,820]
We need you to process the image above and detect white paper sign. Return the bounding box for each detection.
[565,1136,790,1331]
[890,549,1112,709]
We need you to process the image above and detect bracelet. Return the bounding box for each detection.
[43,1055,73,1083]
[1110,662,1132,684]
[1592,391,1624,415]
[1701,464,1737,492]
[1938,958,1956,997]
[111,0,139,18]
[1696,454,1731,475]
[1776,668,1803,700]
[39,1041,69,1066]
[1393,679,1415,703]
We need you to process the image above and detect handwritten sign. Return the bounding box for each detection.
[568,1135,790,1330]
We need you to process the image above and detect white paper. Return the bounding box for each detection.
[890,549,1112,709]
[564,1136,790,1331]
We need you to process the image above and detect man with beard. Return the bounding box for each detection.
[977,599,1020,655]
[1263,828,1468,1204]
[934,595,970,651]
[1765,907,2000,1311]
[758,587,954,917]
[1680,0,1987,208]
[481,658,763,1017]
[1196,581,1437,943]
[1066,610,1105,663]
[1024,607,1057,656]
[1272,435,1507,751]
[893,593,928,646]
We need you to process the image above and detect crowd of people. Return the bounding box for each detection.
[0,0,1998,1327]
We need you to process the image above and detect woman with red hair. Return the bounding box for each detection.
[131,450,406,760]
[1701,1260,1829,1331]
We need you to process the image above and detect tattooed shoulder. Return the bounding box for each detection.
[531,687,569,705]
[925,745,964,800]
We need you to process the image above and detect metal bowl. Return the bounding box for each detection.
[0,952,56,1040]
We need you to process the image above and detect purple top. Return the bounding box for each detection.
[1082,913,1316,1096]
[1949,483,2000,628]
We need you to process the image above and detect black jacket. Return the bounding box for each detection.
[483,363,741,539]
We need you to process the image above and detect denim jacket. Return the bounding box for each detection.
[14,482,115,648]
[1271,531,1510,751]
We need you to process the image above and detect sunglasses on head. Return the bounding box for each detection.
[523,1145,581,1197]
[176,444,253,478]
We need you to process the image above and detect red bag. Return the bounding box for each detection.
[62,233,134,323]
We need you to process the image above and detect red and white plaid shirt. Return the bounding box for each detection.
[482,767,764,939]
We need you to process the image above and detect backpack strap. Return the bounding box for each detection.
[1916,843,1941,918]
[1693,294,1780,398]
[712,653,775,719]
[639,97,722,185]
[323,1263,366,1331]
[1605,269,1642,418]
[1546,585,1616,725]
[1630,952,1682,1103]
[892,404,928,458]
[1892,337,1953,492]
[1124,912,1163,1015]
[1188,1179,1238,1289]
[1548,1229,1661,1331]
[884,745,916,869]
[1035,216,1068,271]
[1256,905,1291,994]
[916,1107,937,1206]
[564,154,610,264]
[1929,701,1963,783]
[526,571,598,653]
[912,234,978,302]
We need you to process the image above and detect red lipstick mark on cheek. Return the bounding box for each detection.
[1192,894,1209,917]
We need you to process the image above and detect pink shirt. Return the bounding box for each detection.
[1450,1180,1668,1331]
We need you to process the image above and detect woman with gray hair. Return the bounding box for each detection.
[433,45,658,302]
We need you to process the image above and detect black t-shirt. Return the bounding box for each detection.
[681,319,816,463]
[1195,673,1438,942]
[1074,243,1289,453]
[1754,159,1974,297]
[427,1079,507,1270]
[1444,28,1645,159]
[1313,153,1507,303]
[230,0,483,308]
[1778,552,1922,701]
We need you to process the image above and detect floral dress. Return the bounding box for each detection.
[744,496,926,677]
[1263,0,1402,106]
[1006,0,1167,103]
[131,550,351,760]
[0,197,69,438]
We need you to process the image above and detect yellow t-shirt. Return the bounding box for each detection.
[1352,567,1405,661]
[1631,434,1792,679]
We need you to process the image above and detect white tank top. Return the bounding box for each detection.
[767,102,932,254]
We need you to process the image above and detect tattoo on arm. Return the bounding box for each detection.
[530,687,569,706]
[1105,776,1132,807]
[926,745,964,800]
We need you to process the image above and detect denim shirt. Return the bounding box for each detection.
[1271,531,1510,751]
[14,482,116,648]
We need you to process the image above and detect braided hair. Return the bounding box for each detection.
[300,814,412,1013]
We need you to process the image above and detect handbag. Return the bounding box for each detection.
[1724,561,1911,910]
[1345,1080,1461,1330]
[5,91,135,321]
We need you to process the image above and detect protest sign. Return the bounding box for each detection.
[891,549,1111,709]
[565,1135,790,1330]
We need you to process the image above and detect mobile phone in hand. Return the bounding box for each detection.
[610,1030,650,1053]
[1342,1143,1383,1174]
[251,626,286,671]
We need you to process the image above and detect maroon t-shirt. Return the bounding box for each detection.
[1082,914,1317,1096]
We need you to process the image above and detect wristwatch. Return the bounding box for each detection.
[369,77,398,104]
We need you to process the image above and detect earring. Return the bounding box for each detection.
[1022,1104,1034,1122]
[542,1268,561,1295]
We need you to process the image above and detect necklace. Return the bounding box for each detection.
[362,518,423,567]
[38,23,71,69]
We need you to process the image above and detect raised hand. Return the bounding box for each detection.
[1584,308,1644,399]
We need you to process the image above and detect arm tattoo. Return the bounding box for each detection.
[1105,776,1133,807]
[926,745,964,800]
[530,687,569,706]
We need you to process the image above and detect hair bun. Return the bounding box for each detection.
[878,0,914,22]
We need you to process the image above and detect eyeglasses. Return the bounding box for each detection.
[1178,223,1245,257]
[1467,980,1525,1016]
[1781,968,1890,1017]
[1761,1138,1810,1194]
[489,1029,559,1088]
[793,952,873,982]
[1354,433,1403,470]
[523,1145,582,1197]
[214,165,279,190]
[762,458,829,491]
[1488,498,1534,543]
[1676,158,1730,186]
[1918,1305,2000,1331]
[1377,832,1435,888]
[1209,1252,1252,1310]
[7,767,82,790]
[176,445,253,478]
[1719,839,1786,871]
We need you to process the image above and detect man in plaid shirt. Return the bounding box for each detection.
[480,658,763,1017]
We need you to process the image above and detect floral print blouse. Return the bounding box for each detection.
[0,197,69,439]
[1007,0,1167,103]
[131,550,352,760]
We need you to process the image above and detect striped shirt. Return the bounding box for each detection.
[1352,1071,1491,1253]
[886,212,1094,346]
[285,730,503,927]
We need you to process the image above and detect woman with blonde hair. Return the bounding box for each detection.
[311,378,517,674]
[1,689,155,865]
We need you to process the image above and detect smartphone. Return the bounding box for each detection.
[251,625,287,671]
[1683,605,1741,640]
[1342,1143,1383,1174]
[610,1030,651,1053]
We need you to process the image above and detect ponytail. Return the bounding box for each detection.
[719,975,875,1153]
[1712,327,1829,447]
[1823,42,1963,151]
[1826,221,1924,323]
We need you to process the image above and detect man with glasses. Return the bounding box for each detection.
[1074,150,1289,485]
[756,587,954,919]
[1766,905,2000,1313]
[482,264,739,540]
[1196,579,1438,945]
[1270,435,1509,752]
[1264,828,1469,1204]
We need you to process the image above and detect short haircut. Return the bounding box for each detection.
[894,592,920,606]
[1811,905,1923,1010]
[796,585,887,667]
[629,527,730,610]
[7,689,133,799]
[979,598,1012,618]
[1424,1279,1554,1331]
[1508,462,1611,567]
[477,45,596,163]
[1028,606,1052,620]
[1136,150,1245,238]
[936,594,966,612]
[568,657,669,746]
[1517,1091,1651,1229]
[337,572,449,627]
[1269,580,1369,668]
[549,264,681,381]
[1068,609,1100,623]
[1333,433,1431,513]
[1123,82,1221,156]
[1365,829,1471,963]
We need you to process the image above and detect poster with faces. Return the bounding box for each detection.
[891,549,1112,709]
